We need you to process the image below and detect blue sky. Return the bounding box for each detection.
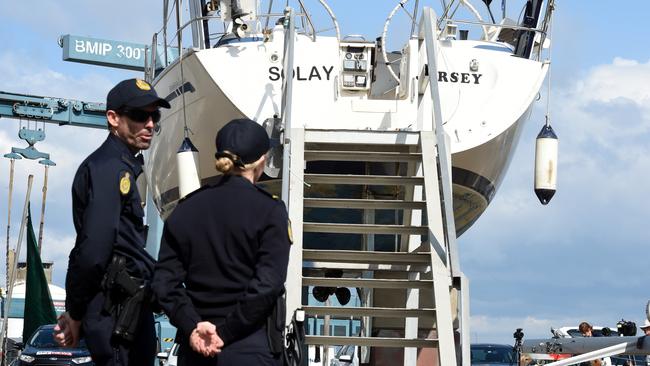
[1,1,649,345]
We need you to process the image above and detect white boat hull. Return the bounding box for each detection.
[147,33,547,235]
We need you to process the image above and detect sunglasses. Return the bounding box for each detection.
[118,108,162,123]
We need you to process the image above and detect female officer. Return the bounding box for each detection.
[152,118,291,365]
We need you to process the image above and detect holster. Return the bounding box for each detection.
[101,255,149,343]
[267,292,286,357]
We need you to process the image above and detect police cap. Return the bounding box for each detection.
[106,78,171,111]
[215,118,270,167]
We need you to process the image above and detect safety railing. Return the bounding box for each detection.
[279,7,296,206]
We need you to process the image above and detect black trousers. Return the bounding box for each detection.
[178,327,282,366]
[82,292,156,366]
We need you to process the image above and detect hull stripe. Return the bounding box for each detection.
[451,166,495,203]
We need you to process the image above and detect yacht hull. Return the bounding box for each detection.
[147,35,547,235]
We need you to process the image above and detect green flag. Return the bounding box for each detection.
[22,204,57,342]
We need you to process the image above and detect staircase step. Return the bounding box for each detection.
[303,277,433,289]
[304,174,423,186]
[304,222,428,235]
[303,249,431,264]
[303,306,436,318]
[304,335,438,348]
[304,198,426,210]
[304,263,428,273]
[303,129,421,146]
[304,142,413,154]
[304,150,422,163]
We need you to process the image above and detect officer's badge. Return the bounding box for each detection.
[135,79,151,91]
[119,172,131,195]
[287,219,293,244]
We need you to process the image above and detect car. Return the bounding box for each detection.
[471,344,517,365]
[157,343,178,366]
[16,324,93,365]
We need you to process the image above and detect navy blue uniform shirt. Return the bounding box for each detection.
[152,174,291,345]
[65,133,155,321]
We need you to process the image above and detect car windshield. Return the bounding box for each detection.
[29,327,86,348]
[471,345,516,364]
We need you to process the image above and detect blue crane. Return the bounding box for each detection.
[0,91,106,162]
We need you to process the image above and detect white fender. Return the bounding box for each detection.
[176,137,201,198]
[534,124,558,205]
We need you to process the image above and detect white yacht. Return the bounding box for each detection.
[144,0,554,235]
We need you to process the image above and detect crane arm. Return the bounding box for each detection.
[0,91,107,129]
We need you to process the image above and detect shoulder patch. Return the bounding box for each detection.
[254,185,279,200]
[287,219,293,244]
[119,171,131,195]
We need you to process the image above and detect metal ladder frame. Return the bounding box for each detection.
[419,7,470,366]
[281,6,470,366]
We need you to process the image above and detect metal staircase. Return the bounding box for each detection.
[280,7,470,366]
[285,128,467,366]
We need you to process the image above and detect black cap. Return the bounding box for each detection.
[215,118,270,166]
[106,78,171,111]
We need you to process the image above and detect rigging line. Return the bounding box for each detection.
[37,164,50,254]
[535,0,552,61]
[448,1,463,23]
[264,0,275,30]
[163,0,170,66]
[6,160,15,264]
[3,158,16,366]
[176,0,191,138]
[165,0,194,49]
[398,1,416,23]
[410,0,420,38]
[156,0,178,59]
[1,175,34,362]
[545,11,553,127]
[439,0,456,28]
[157,0,178,40]
[517,2,525,24]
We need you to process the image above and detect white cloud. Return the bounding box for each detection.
[39,232,76,285]
[1,124,105,216]
[0,50,113,101]
[0,230,76,289]
[462,56,650,344]
[489,57,650,222]
[572,58,650,108]
[471,314,579,344]
[0,45,109,290]
[0,126,105,291]
[0,1,164,45]
[556,59,650,208]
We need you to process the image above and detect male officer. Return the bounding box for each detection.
[54,78,170,366]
